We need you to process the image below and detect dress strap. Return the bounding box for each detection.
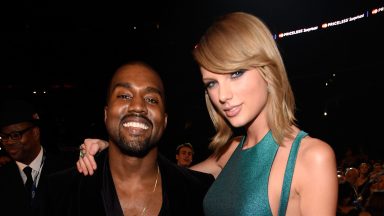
[278,131,307,216]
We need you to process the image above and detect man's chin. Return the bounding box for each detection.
[115,137,155,157]
[118,144,155,158]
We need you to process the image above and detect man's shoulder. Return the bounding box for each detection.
[0,161,18,182]
[157,154,212,215]
[46,166,79,187]
[0,160,16,171]
[43,149,78,172]
[158,154,214,185]
[182,166,215,182]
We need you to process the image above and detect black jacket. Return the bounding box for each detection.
[42,151,214,216]
[0,150,76,216]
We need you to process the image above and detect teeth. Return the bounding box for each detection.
[123,122,149,130]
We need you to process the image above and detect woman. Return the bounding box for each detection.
[78,12,338,215]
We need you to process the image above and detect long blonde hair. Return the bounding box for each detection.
[193,12,296,154]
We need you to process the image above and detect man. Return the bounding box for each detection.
[0,99,76,216]
[175,142,194,167]
[338,167,360,215]
[43,61,214,216]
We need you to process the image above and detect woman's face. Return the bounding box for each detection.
[201,67,269,128]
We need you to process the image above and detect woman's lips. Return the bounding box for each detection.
[224,105,241,117]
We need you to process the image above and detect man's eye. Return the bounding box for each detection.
[145,97,159,104]
[117,95,132,100]
[10,132,21,139]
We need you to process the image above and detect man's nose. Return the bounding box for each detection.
[128,96,148,113]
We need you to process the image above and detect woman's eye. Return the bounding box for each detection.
[231,69,246,78]
[204,81,216,89]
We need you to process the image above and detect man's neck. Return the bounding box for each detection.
[108,145,159,179]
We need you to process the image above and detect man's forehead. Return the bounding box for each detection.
[116,65,161,83]
[180,146,193,151]
[1,122,34,132]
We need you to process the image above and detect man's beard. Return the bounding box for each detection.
[113,132,155,158]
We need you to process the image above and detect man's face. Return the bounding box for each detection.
[104,64,167,157]
[345,168,359,184]
[0,122,40,164]
[176,146,193,167]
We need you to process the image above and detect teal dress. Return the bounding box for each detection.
[203,130,307,216]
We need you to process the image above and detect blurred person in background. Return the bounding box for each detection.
[175,142,194,168]
[0,99,76,216]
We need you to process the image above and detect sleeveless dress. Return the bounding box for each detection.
[203,130,307,216]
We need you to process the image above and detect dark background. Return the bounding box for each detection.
[1,0,383,164]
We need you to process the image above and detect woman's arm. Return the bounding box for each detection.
[76,135,241,177]
[191,136,241,179]
[190,156,222,179]
[76,138,109,176]
[296,137,338,215]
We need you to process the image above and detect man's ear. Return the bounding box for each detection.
[32,126,40,139]
[164,113,168,129]
[104,106,108,123]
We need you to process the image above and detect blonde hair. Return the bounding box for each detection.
[193,12,296,154]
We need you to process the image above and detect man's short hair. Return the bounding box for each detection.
[176,143,194,154]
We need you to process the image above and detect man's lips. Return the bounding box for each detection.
[123,121,149,130]
[122,115,152,129]
[121,115,152,136]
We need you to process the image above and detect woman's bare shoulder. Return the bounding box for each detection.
[292,134,338,214]
[295,135,337,185]
[299,136,335,164]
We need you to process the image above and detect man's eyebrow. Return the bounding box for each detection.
[145,86,163,96]
[112,82,132,91]
[112,83,163,97]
